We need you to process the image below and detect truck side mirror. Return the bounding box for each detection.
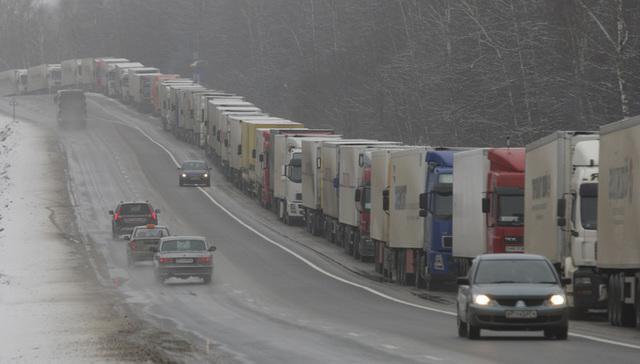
[355,189,361,202]
[557,217,567,227]
[237,145,242,155]
[333,176,339,189]
[358,154,364,167]
[419,209,427,217]
[382,190,390,211]
[457,277,470,286]
[259,154,264,162]
[108,210,114,215]
[481,198,489,213]
[252,149,256,159]
[316,157,321,169]
[419,193,427,210]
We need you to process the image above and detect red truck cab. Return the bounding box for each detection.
[483,148,525,254]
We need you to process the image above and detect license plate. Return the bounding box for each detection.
[505,245,524,253]
[505,310,537,319]
[176,258,194,264]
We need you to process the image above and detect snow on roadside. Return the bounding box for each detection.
[0,117,149,363]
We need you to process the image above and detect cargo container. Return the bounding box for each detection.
[158,79,194,126]
[79,58,95,89]
[150,74,181,116]
[61,59,80,87]
[384,147,431,284]
[95,58,129,94]
[232,118,302,189]
[129,71,161,110]
[319,140,377,244]
[596,115,640,328]
[106,62,143,98]
[271,132,338,224]
[338,143,402,257]
[48,64,62,91]
[189,91,236,146]
[452,148,525,277]
[122,67,159,103]
[166,84,205,133]
[27,64,49,93]
[206,99,258,160]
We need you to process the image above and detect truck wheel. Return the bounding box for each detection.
[608,275,616,325]
[635,274,640,329]
[620,274,636,327]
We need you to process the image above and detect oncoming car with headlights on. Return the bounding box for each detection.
[178,160,211,187]
[151,236,216,284]
[456,254,569,340]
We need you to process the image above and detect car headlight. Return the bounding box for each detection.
[473,294,491,306]
[203,173,208,178]
[549,294,566,306]
[181,173,187,178]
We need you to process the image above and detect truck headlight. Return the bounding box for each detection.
[473,294,491,306]
[549,294,566,306]
[203,173,208,178]
[181,173,187,178]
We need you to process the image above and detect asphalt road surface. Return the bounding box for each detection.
[3,93,640,364]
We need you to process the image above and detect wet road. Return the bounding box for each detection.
[3,93,640,363]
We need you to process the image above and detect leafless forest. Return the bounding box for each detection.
[1,0,639,145]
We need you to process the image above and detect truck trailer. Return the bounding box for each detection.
[524,131,601,315]
[597,115,640,328]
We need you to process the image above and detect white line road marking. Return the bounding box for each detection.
[122,114,640,351]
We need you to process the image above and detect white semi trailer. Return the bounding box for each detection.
[597,115,640,328]
[524,131,601,315]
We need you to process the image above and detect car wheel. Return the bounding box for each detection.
[203,275,212,284]
[179,180,184,187]
[467,323,480,340]
[553,326,568,340]
[457,316,467,338]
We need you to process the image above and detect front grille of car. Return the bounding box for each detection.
[495,298,546,307]
[296,193,303,201]
[477,315,563,324]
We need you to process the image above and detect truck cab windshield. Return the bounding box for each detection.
[432,183,452,218]
[497,192,524,226]
[580,183,597,230]
[288,153,302,183]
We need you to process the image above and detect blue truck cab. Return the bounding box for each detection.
[418,150,456,289]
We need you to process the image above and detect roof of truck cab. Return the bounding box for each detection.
[426,150,456,166]
[487,148,525,172]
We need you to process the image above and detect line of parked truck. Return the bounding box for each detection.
[2,57,640,329]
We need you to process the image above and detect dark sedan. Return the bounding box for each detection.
[456,254,569,340]
[151,236,216,284]
[178,160,211,187]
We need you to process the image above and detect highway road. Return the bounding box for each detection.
[3,93,640,363]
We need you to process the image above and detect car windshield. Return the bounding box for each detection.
[474,259,557,284]
[134,228,168,238]
[161,239,206,252]
[120,203,150,215]
[497,193,524,226]
[182,161,207,170]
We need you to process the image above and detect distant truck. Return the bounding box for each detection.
[524,131,601,315]
[55,89,87,128]
[452,148,525,277]
[597,115,640,328]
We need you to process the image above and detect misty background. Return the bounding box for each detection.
[1,0,639,146]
